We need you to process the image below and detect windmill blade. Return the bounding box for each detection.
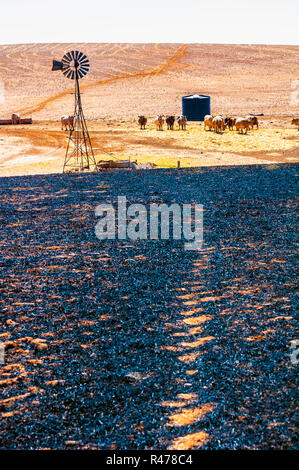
[79,67,89,76]
[62,62,70,70]
[81,67,90,76]
[65,69,73,79]
[79,64,90,73]
[80,63,89,71]
[62,57,71,65]
[65,51,73,62]
[62,63,71,72]
[61,59,70,68]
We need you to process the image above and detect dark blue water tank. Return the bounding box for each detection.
[182,94,211,121]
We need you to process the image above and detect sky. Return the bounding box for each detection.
[0,0,298,45]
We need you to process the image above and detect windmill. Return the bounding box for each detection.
[52,51,97,172]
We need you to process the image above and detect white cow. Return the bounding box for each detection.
[177,115,187,130]
[11,113,21,124]
[212,115,226,133]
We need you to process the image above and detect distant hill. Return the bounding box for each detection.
[0,43,298,119]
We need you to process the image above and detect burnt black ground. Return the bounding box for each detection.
[0,164,298,450]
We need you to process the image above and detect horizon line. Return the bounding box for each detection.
[0,41,298,47]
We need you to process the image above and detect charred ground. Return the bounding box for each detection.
[0,164,297,449]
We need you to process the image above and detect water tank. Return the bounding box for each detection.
[182,94,211,121]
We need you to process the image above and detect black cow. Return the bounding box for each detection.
[166,115,175,130]
[224,117,236,131]
[138,116,147,130]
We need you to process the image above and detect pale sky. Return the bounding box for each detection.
[0,0,298,45]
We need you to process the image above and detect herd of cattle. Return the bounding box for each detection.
[59,114,299,133]
[138,114,260,134]
[138,115,187,131]
[138,115,299,133]
[204,115,259,134]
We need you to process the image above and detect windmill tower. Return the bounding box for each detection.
[52,51,97,173]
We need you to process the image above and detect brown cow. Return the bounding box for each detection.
[138,116,147,130]
[204,114,214,131]
[246,116,259,129]
[235,118,251,134]
[291,118,299,130]
[61,115,74,131]
[155,115,164,131]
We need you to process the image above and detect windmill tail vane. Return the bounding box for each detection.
[52,50,97,173]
